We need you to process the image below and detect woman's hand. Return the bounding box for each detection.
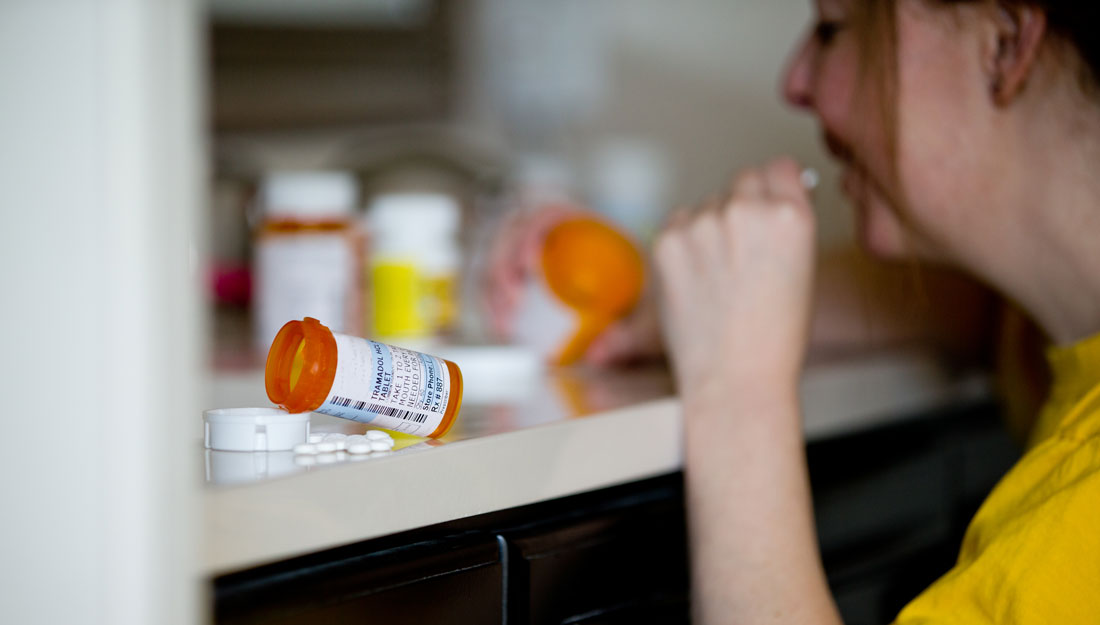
[658,158,841,625]
[655,157,817,405]
[483,203,578,339]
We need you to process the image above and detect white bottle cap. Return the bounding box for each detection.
[367,192,462,270]
[368,192,460,237]
[203,407,311,452]
[590,139,669,240]
[259,171,358,220]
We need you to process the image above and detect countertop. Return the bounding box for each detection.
[203,348,989,576]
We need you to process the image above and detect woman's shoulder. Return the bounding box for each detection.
[894,418,1100,624]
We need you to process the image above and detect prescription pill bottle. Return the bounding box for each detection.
[366,193,461,344]
[513,214,645,365]
[265,317,462,438]
[253,171,363,353]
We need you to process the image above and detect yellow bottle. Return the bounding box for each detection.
[366,193,461,344]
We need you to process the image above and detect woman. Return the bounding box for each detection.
[656,0,1100,622]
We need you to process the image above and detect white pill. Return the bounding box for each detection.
[308,433,325,444]
[315,441,337,453]
[294,455,317,467]
[323,434,348,451]
[293,443,318,455]
[346,435,368,445]
[323,433,348,441]
[348,442,372,455]
[365,430,391,441]
[369,440,392,452]
[801,167,820,190]
[316,453,338,464]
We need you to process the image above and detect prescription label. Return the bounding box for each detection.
[318,333,451,436]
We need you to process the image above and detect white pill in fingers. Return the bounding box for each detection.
[800,167,820,190]
[369,440,392,452]
[315,441,337,453]
[293,443,318,455]
[365,430,390,441]
[348,442,372,455]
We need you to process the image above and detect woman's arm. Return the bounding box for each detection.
[655,158,842,625]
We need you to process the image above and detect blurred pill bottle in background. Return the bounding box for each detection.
[266,317,463,438]
[513,214,645,366]
[253,171,363,354]
[366,192,462,346]
[588,138,670,245]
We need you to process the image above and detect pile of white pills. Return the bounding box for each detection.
[292,430,396,466]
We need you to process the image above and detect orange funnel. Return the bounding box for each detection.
[539,216,646,365]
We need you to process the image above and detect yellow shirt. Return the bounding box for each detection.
[895,331,1100,624]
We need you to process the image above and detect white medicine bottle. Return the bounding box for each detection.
[253,171,362,354]
[366,192,461,344]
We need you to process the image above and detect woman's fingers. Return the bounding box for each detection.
[761,156,812,210]
[729,167,767,202]
[654,157,819,398]
[483,204,579,338]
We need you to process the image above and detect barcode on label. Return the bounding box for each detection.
[329,396,429,424]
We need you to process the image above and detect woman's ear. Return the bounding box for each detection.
[985,2,1047,106]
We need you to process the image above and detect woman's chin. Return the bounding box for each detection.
[838,165,908,259]
[854,202,910,260]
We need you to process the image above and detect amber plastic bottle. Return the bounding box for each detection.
[265,318,462,438]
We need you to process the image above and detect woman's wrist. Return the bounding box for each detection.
[680,374,801,424]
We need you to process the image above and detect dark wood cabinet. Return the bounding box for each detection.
[502,493,689,624]
[215,536,503,624]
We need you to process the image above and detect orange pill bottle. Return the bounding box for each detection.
[265,317,462,438]
[513,215,645,365]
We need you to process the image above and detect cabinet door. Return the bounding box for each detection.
[214,536,502,625]
[502,496,690,625]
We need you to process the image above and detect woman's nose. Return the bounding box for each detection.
[782,36,815,110]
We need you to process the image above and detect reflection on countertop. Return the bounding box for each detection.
[203,363,674,486]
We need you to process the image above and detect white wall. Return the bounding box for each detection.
[460,0,854,246]
[0,1,204,623]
